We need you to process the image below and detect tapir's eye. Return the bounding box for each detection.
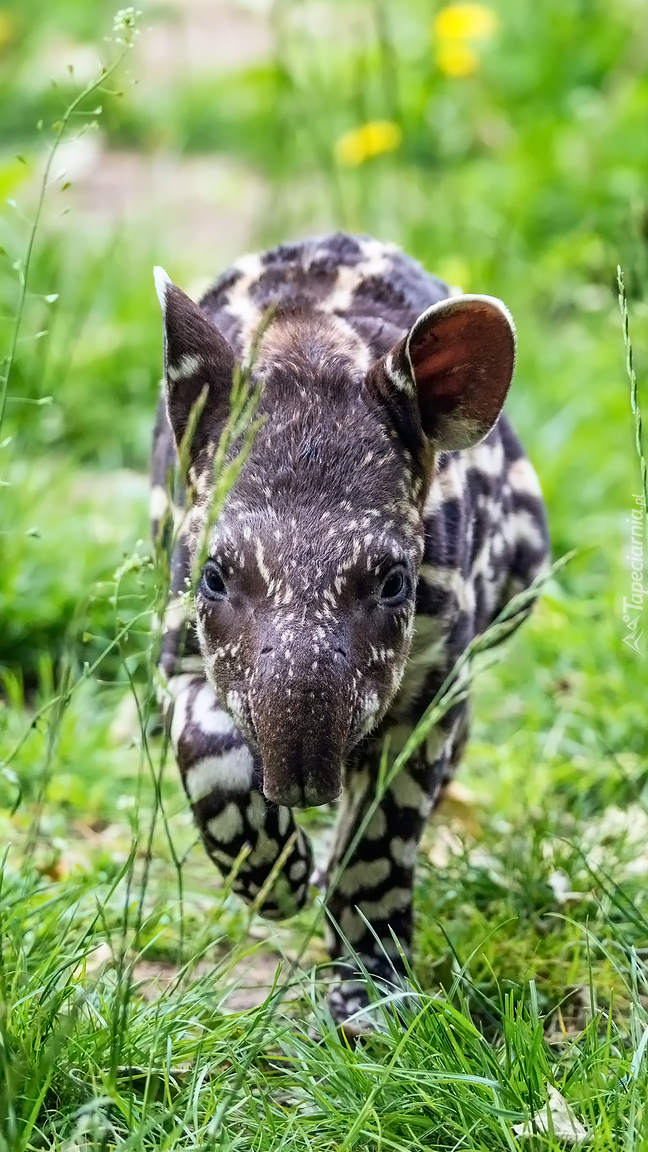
[201,561,227,600]
[378,565,409,606]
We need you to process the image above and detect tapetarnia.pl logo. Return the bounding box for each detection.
[623,494,646,656]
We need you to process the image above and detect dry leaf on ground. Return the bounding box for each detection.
[512,1085,590,1144]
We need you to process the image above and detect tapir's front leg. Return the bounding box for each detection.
[325,704,469,1025]
[165,672,313,919]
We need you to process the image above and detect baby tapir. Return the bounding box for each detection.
[151,232,549,1024]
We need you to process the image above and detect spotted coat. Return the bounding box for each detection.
[151,232,549,1024]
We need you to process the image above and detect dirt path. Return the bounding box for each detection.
[37,0,274,276]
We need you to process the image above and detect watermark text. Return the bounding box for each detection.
[622,494,646,655]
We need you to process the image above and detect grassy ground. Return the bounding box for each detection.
[1,0,648,1147]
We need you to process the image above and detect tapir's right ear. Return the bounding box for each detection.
[154,267,236,461]
[366,294,516,457]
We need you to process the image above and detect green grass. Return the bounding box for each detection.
[1,0,648,1147]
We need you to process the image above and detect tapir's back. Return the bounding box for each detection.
[199,232,451,362]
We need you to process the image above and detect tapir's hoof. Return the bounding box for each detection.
[327,980,382,1037]
[327,970,422,1038]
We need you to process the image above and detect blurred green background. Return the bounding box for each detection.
[0,0,646,823]
[2,1,648,1121]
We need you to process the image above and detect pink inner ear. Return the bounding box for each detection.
[407,300,515,447]
[413,342,471,401]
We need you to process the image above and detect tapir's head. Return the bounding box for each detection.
[155,268,515,807]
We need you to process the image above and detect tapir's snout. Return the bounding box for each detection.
[257,723,346,807]
[250,648,352,807]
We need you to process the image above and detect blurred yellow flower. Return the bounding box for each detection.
[0,10,16,51]
[434,3,498,41]
[436,42,480,77]
[334,120,402,167]
[433,3,498,78]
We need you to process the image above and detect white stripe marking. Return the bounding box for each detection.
[207,802,244,843]
[191,684,237,736]
[186,747,254,800]
[167,353,203,383]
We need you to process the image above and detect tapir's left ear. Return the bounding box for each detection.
[154,266,236,462]
[376,294,516,451]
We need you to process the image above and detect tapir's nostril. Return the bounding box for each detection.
[260,646,273,656]
[334,645,348,659]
